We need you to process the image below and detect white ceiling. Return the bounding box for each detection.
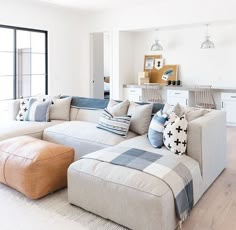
[30,0,166,12]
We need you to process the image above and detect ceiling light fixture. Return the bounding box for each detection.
[151,29,163,51]
[201,24,215,49]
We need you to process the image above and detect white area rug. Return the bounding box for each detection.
[0,184,127,230]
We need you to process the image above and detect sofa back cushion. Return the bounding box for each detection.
[9,99,20,120]
[66,96,163,124]
[70,108,103,123]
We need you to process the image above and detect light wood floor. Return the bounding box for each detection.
[182,127,236,230]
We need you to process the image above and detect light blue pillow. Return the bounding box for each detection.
[25,98,51,122]
[148,112,168,148]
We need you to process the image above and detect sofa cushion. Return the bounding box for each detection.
[43,121,137,159]
[97,109,131,137]
[0,120,64,141]
[127,102,153,135]
[8,99,20,120]
[107,99,129,116]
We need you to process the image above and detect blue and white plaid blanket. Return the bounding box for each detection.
[82,146,194,223]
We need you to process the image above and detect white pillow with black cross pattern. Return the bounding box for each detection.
[16,98,30,121]
[163,114,188,155]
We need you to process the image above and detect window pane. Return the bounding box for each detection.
[31,32,45,53]
[17,30,31,52]
[17,51,31,75]
[17,75,31,98]
[0,76,14,100]
[0,52,14,76]
[0,28,14,52]
[31,53,45,74]
[31,75,45,96]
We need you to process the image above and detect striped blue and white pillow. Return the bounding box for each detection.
[97,109,131,137]
[148,111,168,148]
[25,98,51,122]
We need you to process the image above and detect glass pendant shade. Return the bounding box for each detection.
[201,24,215,49]
[201,36,215,49]
[151,40,163,51]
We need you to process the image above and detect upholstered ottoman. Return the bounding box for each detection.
[0,136,74,199]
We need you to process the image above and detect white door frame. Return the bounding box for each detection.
[89,31,113,99]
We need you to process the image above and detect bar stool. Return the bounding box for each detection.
[142,84,163,103]
[194,85,216,109]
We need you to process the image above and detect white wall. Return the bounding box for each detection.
[0,0,90,97]
[131,24,236,86]
[2,0,236,100]
[88,0,236,99]
[119,32,135,99]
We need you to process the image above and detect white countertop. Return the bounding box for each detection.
[123,84,236,91]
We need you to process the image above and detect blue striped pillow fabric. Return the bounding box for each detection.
[148,112,168,148]
[97,109,131,137]
[25,98,51,122]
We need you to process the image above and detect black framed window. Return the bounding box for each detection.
[0,25,48,100]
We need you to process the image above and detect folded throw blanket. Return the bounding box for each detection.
[82,146,194,223]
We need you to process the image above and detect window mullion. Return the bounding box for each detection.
[13,29,17,99]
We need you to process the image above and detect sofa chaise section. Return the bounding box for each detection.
[68,135,203,230]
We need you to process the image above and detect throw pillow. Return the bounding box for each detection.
[97,109,131,137]
[163,103,183,117]
[37,94,61,103]
[184,106,209,122]
[49,97,72,121]
[165,112,178,126]
[163,114,188,155]
[16,98,30,121]
[148,112,168,148]
[25,98,51,122]
[107,99,130,116]
[127,102,153,135]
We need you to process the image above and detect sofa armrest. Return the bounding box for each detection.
[8,99,20,120]
[187,110,227,191]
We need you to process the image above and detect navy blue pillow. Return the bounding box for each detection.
[148,113,168,148]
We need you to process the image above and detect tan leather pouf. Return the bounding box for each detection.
[0,136,74,199]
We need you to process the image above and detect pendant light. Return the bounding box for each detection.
[151,29,163,51]
[201,24,215,49]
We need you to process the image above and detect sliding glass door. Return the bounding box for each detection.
[0,25,48,100]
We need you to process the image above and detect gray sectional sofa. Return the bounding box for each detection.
[2,96,227,230]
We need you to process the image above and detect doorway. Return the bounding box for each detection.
[90,32,112,99]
